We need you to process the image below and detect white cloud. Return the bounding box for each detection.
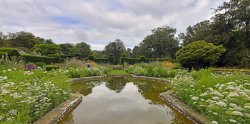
[0,0,226,50]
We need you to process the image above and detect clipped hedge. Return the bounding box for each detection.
[21,54,63,64]
[45,65,59,71]
[92,58,109,63]
[0,48,20,56]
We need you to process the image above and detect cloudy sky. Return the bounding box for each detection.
[0,0,227,50]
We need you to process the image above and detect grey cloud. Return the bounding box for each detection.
[0,0,226,50]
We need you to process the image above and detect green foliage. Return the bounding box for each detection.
[69,42,91,58]
[45,65,59,71]
[59,43,74,55]
[172,69,250,124]
[176,41,226,70]
[88,55,95,61]
[32,44,60,56]
[179,0,250,67]
[21,54,62,64]
[139,25,179,58]
[127,62,187,78]
[67,68,82,78]
[0,64,70,123]
[105,39,126,64]
[35,62,46,67]
[0,31,52,49]
[93,58,109,64]
[0,48,20,56]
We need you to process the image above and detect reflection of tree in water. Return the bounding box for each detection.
[72,81,101,96]
[105,76,128,93]
[132,79,170,105]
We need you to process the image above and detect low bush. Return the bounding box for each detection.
[21,54,62,64]
[0,48,20,56]
[45,65,59,71]
[127,62,186,78]
[35,62,46,67]
[66,68,82,78]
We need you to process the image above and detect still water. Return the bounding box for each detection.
[59,76,193,124]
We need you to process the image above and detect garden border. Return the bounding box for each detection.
[34,93,82,124]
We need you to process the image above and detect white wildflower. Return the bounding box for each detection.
[211,121,218,124]
[199,92,208,97]
[191,96,199,101]
[232,111,243,116]
[227,92,239,97]
[9,109,17,115]
[212,96,220,100]
[215,101,227,107]
[229,119,237,123]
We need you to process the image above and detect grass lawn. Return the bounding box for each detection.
[108,70,129,75]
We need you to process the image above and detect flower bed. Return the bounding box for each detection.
[0,64,70,123]
[172,69,250,124]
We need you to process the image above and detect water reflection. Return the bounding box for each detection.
[59,77,193,124]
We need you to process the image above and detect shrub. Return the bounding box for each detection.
[67,68,82,78]
[162,61,175,69]
[21,54,62,64]
[93,58,108,63]
[45,65,59,71]
[139,56,146,62]
[88,55,95,61]
[0,48,20,56]
[32,44,60,56]
[176,41,226,70]
[35,62,46,67]
[62,58,85,68]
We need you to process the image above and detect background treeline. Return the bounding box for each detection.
[0,0,249,68]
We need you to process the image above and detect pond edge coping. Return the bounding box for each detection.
[34,93,83,124]
[160,91,208,124]
[131,74,171,83]
[131,74,207,124]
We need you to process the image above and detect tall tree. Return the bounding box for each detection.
[59,43,74,55]
[179,0,250,67]
[131,46,141,58]
[104,39,126,64]
[69,42,91,58]
[139,25,179,58]
[179,20,213,46]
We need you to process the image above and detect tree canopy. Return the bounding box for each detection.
[176,41,226,70]
[104,39,126,64]
[139,26,179,58]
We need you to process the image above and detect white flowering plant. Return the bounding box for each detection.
[0,64,70,123]
[172,69,250,123]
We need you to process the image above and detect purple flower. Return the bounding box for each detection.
[25,64,36,70]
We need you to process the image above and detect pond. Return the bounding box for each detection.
[58,76,193,124]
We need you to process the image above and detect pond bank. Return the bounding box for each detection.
[34,93,82,124]
[160,91,207,124]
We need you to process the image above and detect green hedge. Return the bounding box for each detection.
[0,52,7,56]
[21,54,63,64]
[93,58,109,63]
[0,48,20,56]
[45,65,59,71]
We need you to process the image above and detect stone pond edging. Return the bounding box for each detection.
[131,74,207,124]
[34,93,82,124]
[160,91,207,124]
[131,74,171,83]
[70,75,106,82]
